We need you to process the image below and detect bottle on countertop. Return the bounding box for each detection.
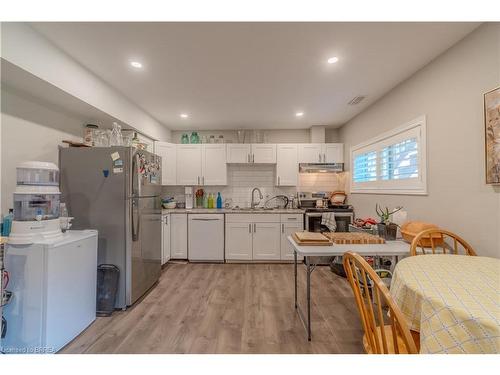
[203,194,208,209]
[2,209,14,237]
[208,193,214,209]
[216,192,222,209]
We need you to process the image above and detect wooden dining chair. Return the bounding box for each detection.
[410,228,477,256]
[343,252,418,354]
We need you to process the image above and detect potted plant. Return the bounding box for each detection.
[375,204,403,240]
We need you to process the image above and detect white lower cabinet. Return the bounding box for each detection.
[225,222,253,260]
[225,213,303,261]
[252,222,281,260]
[170,213,188,259]
[281,223,303,260]
[161,214,171,265]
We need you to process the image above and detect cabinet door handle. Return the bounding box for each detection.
[248,154,250,163]
[252,153,255,163]
[278,176,280,186]
[202,176,205,185]
[323,153,326,163]
[281,223,284,233]
[165,216,168,225]
[319,153,322,162]
[249,223,252,233]
[253,223,256,233]
[287,217,297,220]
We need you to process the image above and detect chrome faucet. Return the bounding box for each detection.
[251,187,264,209]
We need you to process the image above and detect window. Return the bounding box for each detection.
[350,116,427,195]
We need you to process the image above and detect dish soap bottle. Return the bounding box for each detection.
[216,192,222,209]
[208,193,214,208]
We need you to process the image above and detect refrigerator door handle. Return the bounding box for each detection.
[131,199,140,242]
[133,152,142,198]
[127,195,159,199]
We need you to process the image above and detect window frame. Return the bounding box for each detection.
[350,115,427,195]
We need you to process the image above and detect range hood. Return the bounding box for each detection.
[299,163,344,173]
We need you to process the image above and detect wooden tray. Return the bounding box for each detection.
[292,232,333,246]
[322,232,385,244]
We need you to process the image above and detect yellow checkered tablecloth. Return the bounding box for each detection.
[390,255,500,354]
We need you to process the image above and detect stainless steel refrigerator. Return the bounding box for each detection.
[59,146,162,309]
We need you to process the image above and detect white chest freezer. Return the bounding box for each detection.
[1,230,98,354]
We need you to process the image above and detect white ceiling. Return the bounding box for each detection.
[30,22,479,130]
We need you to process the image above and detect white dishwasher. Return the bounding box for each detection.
[188,214,225,262]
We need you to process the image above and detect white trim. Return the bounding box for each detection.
[350,115,427,195]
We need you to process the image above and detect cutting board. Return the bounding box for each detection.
[292,232,333,246]
[322,232,385,244]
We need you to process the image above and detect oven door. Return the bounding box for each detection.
[305,213,323,232]
[306,212,353,232]
[333,212,354,232]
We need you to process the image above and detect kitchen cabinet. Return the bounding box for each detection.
[324,143,344,163]
[156,142,177,185]
[252,222,281,260]
[298,143,323,163]
[280,214,304,261]
[226,144,276,164]
[170,213,188,259]
[276,144,298,186]
[176,144,226,185]
[297,143,344,163]
[201,144,227,185]
[225,222,253,260]
[226,144,251,163]
[161,214,171,265]
[225,214,281,261]
[251,144,276,163]
[176,145,202,185]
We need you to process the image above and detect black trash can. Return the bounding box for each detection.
[96,264,120,317]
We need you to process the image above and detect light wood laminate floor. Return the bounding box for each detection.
[61,263,364,354]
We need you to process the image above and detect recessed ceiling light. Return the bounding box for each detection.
[130,61,143,69]
[180,113,189,118]
[295,112,304,117]
[327,56,339,64]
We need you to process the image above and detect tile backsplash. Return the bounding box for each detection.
[161,165,348,208]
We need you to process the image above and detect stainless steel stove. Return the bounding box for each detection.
[298,192,354,232]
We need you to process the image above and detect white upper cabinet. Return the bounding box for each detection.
[226,144,276,164]
[177,144,226,186]
[226,144,251,163]
[251,144,276,163]
[298,143,344,163]
[324,143,344,163]
[298,143,323,163]
[176,144,202,185]
[276,144,298,186]
[156,142,177,185]
[202,144,227,185]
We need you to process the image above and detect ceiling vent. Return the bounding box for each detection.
[348,96,366,105]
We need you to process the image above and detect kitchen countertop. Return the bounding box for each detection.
[161,208,306,214]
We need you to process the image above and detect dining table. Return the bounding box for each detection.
[390,254,500,354]
[288,235,411,340]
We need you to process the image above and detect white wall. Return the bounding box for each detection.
[1,22,171,142]
[338,23,500,258]
[1,87,82,212]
